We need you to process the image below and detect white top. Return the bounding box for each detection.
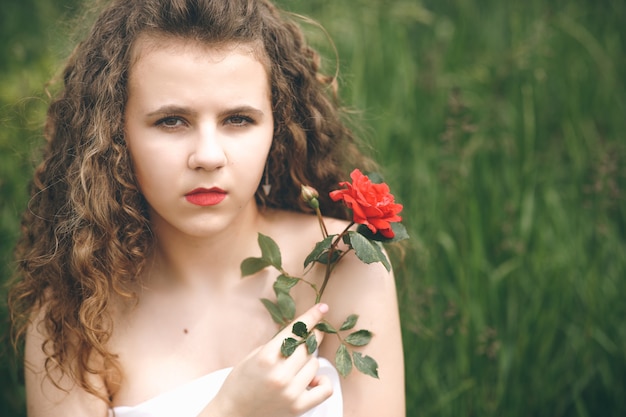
[109,358,343,417]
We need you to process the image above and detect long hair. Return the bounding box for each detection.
[9,0,375,401]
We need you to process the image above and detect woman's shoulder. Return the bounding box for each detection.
[259,209,351,246]
[24,296,110,415]
[258,208,395,312]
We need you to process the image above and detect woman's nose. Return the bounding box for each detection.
[187,125,227,170]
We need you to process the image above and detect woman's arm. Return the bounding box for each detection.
[319,253,406,417]
[24,310,109,417]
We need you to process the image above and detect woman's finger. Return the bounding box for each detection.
[289,355,320,392]
[293,374,334,412]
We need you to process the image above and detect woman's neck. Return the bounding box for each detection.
[145,204,267,290]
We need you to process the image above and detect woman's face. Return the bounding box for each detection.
[124,36,274,239]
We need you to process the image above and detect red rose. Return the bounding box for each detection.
[329,169,403,238]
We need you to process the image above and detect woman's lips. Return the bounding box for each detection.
[185,188,226,206]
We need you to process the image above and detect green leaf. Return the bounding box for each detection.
[292,321,309,338]
[260,298,285,325]
[339,314,359,331]
[353,352,379,378]
[389,222,409,242]
[372,241,392,271]
[305,333,318,354]
[356,222,409,243]
[347,231,391,271]
[303,235,335,268]
[345,329,373,347]
[281,337,300,357]
[335,344,353,377]
[315,248,342,265]
[258,233,282,269]
[241,257,270,277]
[316,321,338,334]
[365,172,384,184]
[341,232,352,247]
[273,274,299,296]
[355,224,378,241]
[276,292,295,321]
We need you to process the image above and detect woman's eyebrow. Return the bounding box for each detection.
[146,105,197,117]
[217,105,266,118]
[145,105,265,118]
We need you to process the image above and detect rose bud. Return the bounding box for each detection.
[301,185,320,209]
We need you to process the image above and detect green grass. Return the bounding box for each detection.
[284,0,626,415]
[288,0,626,416]
[2,0,625,416]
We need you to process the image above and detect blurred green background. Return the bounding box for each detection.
[1,0,625,416]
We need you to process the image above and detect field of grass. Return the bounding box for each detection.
[1,0,625,416]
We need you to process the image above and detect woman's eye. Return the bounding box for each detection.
[226,115,254,127]
[156,116,185,129]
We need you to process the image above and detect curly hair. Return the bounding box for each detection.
[9,0,376,402]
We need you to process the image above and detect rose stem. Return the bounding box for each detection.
[316,221,355,303]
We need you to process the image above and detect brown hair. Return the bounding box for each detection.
[9,0,375,402]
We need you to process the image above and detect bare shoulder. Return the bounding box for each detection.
[258,209,349,267]
[24,303,109,417]
[258,208,399,315]
[259,208,346,241]
[260,209,406,416]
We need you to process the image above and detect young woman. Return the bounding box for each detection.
[9,1,405,416]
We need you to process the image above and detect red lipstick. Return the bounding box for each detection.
[185,187,226,206]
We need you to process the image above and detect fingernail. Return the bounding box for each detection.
[317,303,329,313]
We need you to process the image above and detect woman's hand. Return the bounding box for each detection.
[205,303,333,417]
